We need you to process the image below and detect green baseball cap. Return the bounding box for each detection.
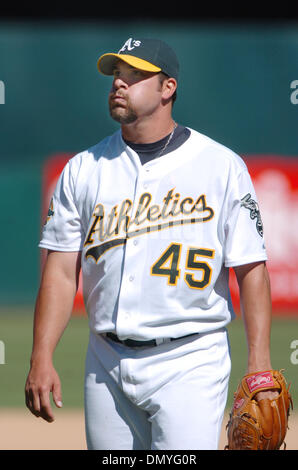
[97,37,179,82]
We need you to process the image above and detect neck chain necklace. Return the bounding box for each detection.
[156,121,177,159]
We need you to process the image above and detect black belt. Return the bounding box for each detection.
[106,332,195,348]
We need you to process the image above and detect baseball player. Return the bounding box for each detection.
[25,38,276,450]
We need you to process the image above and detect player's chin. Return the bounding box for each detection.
[109,107,137,124]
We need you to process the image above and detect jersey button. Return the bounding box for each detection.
[129,275,134,282]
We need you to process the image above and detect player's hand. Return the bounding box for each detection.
[25,359,63,423]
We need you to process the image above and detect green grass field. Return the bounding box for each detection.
[0,307,297,410]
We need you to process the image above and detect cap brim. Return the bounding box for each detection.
[97,53,161,75]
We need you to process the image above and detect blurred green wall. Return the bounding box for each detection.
[1,21,298,304]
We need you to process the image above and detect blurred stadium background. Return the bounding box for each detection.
[0,14,298,449]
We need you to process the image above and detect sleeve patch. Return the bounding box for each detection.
[44,197,55,225]
[240,193,264,237]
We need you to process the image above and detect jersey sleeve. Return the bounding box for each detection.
[224,168,267,267]
[39,159,84,252]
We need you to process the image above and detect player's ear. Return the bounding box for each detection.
[161,77,177,102]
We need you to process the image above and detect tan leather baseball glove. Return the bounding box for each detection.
[225,369,293,450]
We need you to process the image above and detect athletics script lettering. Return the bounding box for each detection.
[84,188,214,262]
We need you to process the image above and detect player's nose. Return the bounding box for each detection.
[111,76,128,93]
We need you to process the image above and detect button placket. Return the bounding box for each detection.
[115,236,144,336]
[115,166,157,338]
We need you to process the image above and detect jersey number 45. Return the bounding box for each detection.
[151,243,215,289]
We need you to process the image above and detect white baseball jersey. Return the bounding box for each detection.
[39,127,267,340]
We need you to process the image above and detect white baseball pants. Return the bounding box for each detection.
[84,328,231,450]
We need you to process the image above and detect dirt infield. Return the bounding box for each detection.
[0,409,297,450]
[0,409,87,450]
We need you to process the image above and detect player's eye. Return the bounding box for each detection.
[113,69,121,78]
[132,69,146,78]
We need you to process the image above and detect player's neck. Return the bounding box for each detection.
[121,114,175,144]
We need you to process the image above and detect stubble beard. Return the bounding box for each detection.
[109,99,138,125]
